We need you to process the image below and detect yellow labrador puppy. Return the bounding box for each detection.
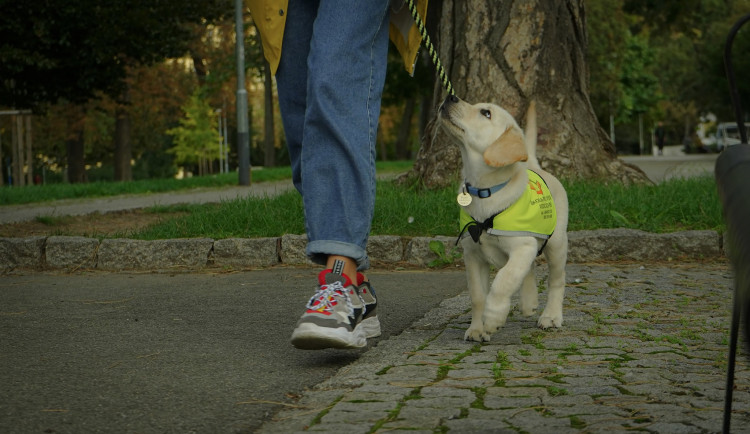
[438,95,569,342]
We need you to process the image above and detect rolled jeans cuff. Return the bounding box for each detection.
[307,240,370,271]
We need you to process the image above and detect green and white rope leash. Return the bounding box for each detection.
[405,0,454,95]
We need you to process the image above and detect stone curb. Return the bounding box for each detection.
[0,228,725,272]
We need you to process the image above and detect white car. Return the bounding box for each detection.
[716,122,750,150]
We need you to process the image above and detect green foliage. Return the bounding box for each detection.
[383,44,434,105]
[0,0,231,109]
[586,1,660,125]
[427,240,462,268]
[587,0,750,147]
[133,150,178,180]
[586,0,630,125]
[618,33,660,120]
[166,91,222,166]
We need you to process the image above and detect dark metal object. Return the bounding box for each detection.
[715,13,750,434]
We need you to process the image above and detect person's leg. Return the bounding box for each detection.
[301,0,391,276]
[275,0,318,194]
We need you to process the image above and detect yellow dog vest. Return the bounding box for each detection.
[459,170,557,243]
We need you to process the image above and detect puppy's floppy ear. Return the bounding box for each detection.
[483,126,528,167]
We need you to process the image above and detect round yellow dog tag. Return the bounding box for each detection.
[457,192,472,206]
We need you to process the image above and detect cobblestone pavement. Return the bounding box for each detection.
[259,262,750,434]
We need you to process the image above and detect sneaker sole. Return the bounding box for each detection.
[358,316,382,338]
[290,323,367,350]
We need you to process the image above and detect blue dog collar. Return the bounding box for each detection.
[464,180,509,198]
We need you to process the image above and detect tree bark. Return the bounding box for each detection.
[12,115,24,186]
[418,93,432,150]
[192,54,207,86]
[25,115,32,185]
[395,97,416,160]
[66,129,87,184]
[0,124,4,186]
[64,105,87,183]
[405,0,648,188]
[114,85,132,181]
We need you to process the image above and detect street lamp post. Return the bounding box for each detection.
[216,108,224,174]
[235,0,250,185]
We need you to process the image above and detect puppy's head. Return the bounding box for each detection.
[438,95,527,168]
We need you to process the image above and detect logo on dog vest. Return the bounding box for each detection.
[459,170,556,242]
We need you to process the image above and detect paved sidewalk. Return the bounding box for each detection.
[620,154,717,184]
[258,262,750,434]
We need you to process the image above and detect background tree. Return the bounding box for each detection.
[618,33,660,153]
[167,91,222,176]
[382,43,436,160]
[405,0,649,188]
[6,1,748,186]
[586,0,629,144]
[621,0,750,150]
[0,0,230,182]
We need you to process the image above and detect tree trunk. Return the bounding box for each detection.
[405,0,648,188]
[0,126,4,186]
[192,54,207,86]
[418,93,433,152]
[263,61,276,167]
[11,115,24,186]
[66,124,87,184]
[114,86,132,182]
[683,115,692,152]
[25,115,32,185]
[395,98,416,160]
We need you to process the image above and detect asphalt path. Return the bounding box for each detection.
[0,267,466,433]
[620,152,717,183]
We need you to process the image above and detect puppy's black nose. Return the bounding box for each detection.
[440,94,459,113]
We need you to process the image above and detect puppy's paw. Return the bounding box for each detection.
[519,293,538,317]
[464,327,490,342]
[537,314,563,330]
[482,304,509,334]
[520,305,537,317]
[482,315,507,335]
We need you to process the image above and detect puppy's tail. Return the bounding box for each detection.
[524,100,541,171]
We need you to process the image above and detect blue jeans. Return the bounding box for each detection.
[276,0,391,270]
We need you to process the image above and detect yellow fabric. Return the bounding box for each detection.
[459,170,557,239]
[248,0,289,75]
[388,0,429,75]
[248,0,428,76]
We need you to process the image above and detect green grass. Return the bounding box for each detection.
[135,190,306,240]
[0,161,413,206]
[132,174,722,240]
[0,169,286,206]
[1,162,726,239]
[564,175,723,233]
